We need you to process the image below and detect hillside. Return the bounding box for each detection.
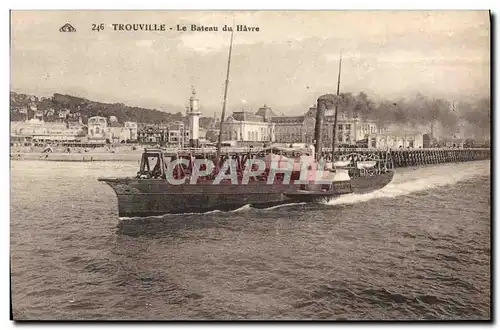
[10,92,185,124]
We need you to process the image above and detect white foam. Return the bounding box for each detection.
[229,204,252,212]
[119,208,223,220]
[326,161,490,206]
[259,202,307,210]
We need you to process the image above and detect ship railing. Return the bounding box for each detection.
[152,146,318,156]
[154,146,269,154]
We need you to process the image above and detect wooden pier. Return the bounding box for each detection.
[324,148,490,169]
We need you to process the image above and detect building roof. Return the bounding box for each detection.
[164,121,185,129]
[305,107,317,117]
[255,105,277,120]
[378,129,423,137]
[325,116,359,123]
[139,126,164,134]
[271,116,305,124]
[231,111,264,122]
[381,124,424,136]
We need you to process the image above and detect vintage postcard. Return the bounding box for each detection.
[10,10,491,321]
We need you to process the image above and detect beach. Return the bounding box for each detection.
[10,145,143,162]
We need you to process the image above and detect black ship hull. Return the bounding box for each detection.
[100,179,313,217]
[99,171,394,218]
[112,192,290,217]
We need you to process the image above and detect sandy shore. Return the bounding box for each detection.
[10,145,145,162]
[10,152,141,162]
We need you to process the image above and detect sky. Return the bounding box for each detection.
[10,10,490,116]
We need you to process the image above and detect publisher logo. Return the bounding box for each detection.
[59,23,76,32]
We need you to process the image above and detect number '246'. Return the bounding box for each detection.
[92,24,105,31]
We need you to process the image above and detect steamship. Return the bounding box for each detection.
[98,28,395,218]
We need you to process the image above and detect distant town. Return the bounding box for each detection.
[10,89,490,151]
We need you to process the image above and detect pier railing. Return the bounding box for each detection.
[158,146,490,155]
[158,146,490,170]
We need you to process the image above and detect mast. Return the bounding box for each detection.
[215,21,235,163]
[331,51,342,160]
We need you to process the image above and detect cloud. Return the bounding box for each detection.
[178,32,233,53]
[10,10,490,114]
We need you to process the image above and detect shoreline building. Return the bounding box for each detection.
[10,118,85,146]
[137,126,165,145]
[272,106,380,147]
[137,121,190,147]
[165,121,189,147]
[371,125,425,149]
[221,105,276,145]
[205,113,221,143]
[125,121,138,142]
[272,115,316,144]
[106,122,138,144]
[88,116,138,144]
[87,116,107,143]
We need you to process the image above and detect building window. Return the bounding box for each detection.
[338,124,343,130]
[345,124,351,130]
